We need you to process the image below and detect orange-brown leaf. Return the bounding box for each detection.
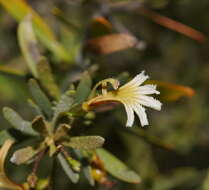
[148,80,195,101]
[85,33,138,55]
[139,8,206,43]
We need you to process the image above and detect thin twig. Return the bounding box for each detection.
[32,149,46,174]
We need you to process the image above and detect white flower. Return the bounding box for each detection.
[83,71,162,127]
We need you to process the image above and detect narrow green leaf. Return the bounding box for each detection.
[2,107,38,136]
[10,146,37,165]
[0,0,71,62]
[37,57,60,99]
[0,65,26,78]
[53,8,82,61]
[64,136,105,150]
[28,79,53,118]
[0,130,15,146]
[52,92,74,126]
[83,166,95,186]
[74,72,92,105]
[27,99,42,115]
[96,148,141,184]
[60,26,82,62]
[18,14,40,78]
[57,153,79,183]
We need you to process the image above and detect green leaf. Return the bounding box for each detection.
[0,65,26,78]
[0,0,71,62]
[96,148,141,183]
[0,130,15,146]
[74,72,92,105]
[2,107,38,136]
[27,99,42,115]
[83,166,95,186]
[53,7,82,61]
[60,26,82,62]
[28,79,53,118]
[64,136,105,150]
[66,157,81,173]
[10,146,37,165]
[37,57,60,99]
[52,92,74,126]
[18,14,40,78]
[57,153,79,183]
[36,178,50,190]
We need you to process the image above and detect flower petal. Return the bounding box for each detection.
[132,104,148,126]
[138,84,160,95]
[120,71,149,89]
[123,103,134,127]
[138,95,162,110]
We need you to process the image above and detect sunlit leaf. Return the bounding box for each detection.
[46,137,57,157]
[0,65,26,78]
[28,79,53,118]
[85,33,138,54]
[147,80,195,101]
[0,0,71,62]
[10,146,37,165]
[36,178,50,190]
[57,153,79,183]
[96,148,141,183]
[0,140,26,190]
[74,72,92,105]
[54,124,71,141]
[37,57,60,99]
[66,156,81,173]
[64,136,105,150]
[3,107,38,136]
[18,14,40,78]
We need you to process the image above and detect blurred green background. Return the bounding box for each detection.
[0,0,209,189]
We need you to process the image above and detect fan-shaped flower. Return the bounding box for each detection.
[83,71,162,127]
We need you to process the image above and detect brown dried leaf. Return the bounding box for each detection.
[85,33,138,55]
[147,80,195,101]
